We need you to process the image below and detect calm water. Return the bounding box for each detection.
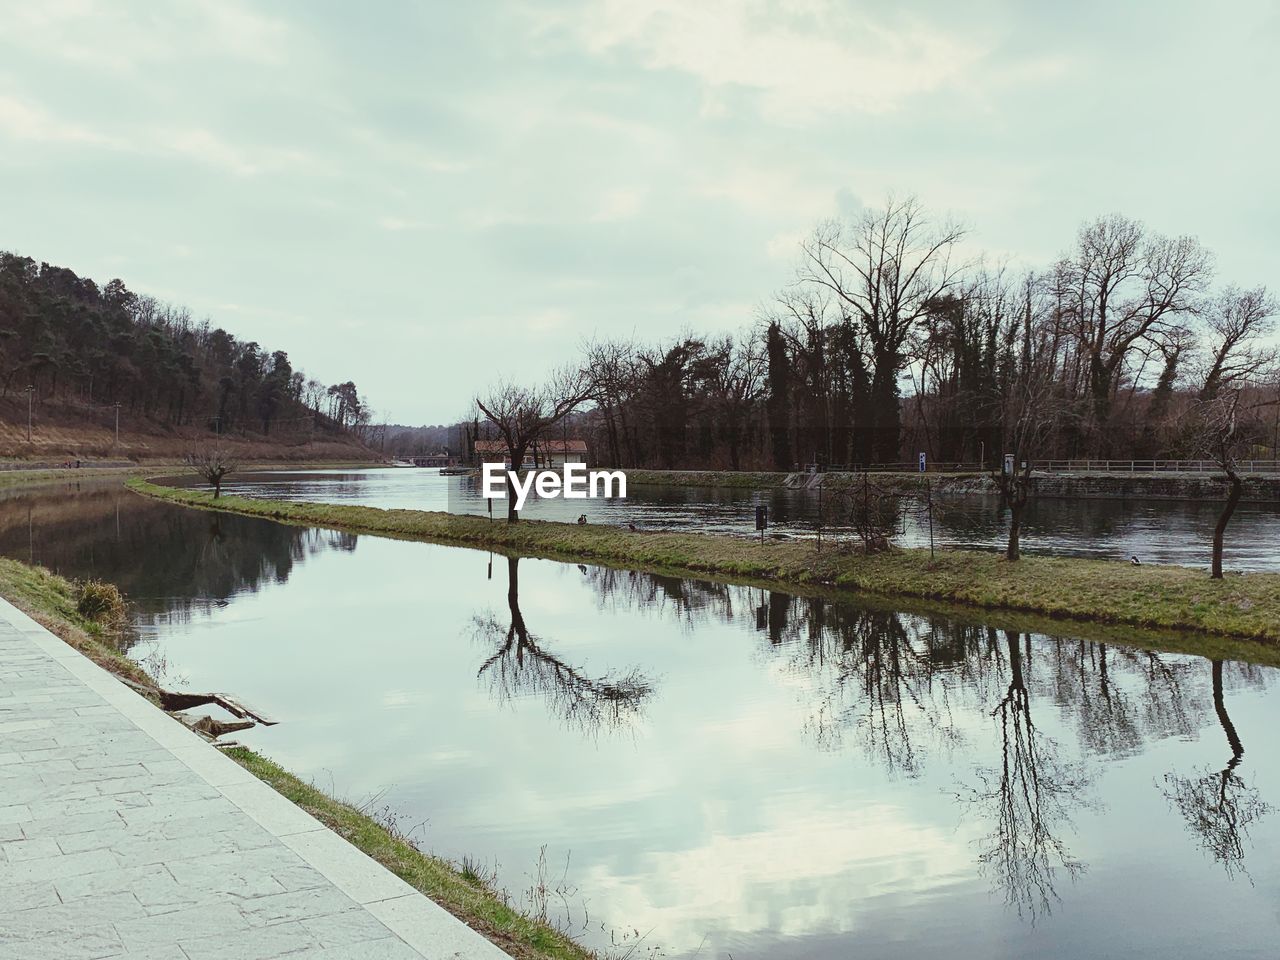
[4,479,1280,958]
[194,468,1280,571]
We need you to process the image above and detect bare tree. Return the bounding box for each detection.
[994,274,1065,561]
[582,338,640,467]
[1177,379,1280,578]
[185,446,239,498]
[1180,393,1251,578]
[798,195,968,461]
[1056,215,1212,453]
[1197,285,1278,401]
[475,366,594,522]
[820,474,902,554]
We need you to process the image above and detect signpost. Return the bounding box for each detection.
[918,452,927,473]
[755,504,768,544]
[1004,453,1015,476]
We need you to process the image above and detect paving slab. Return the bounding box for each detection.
[0,598,511,960]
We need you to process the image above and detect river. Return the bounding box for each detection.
[3,476,1279,958]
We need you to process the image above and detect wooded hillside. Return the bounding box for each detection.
[0,252,375,461]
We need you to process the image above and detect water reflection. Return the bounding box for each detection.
[577,566,1277,925]
[474,556,654,734]
[961,630,1089,919]
[1162,659,1273,879]
[0,481,351,624]
[0,481,1277,957]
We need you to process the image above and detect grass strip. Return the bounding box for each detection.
[0,557,154,692]
[223,748,594,960]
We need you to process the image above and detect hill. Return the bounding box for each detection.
[0,252,377,463]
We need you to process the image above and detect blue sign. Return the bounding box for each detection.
[918,452,927,473]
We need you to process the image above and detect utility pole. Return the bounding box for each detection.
[25,385,34,442]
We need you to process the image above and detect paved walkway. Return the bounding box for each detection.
[0,599,510,960]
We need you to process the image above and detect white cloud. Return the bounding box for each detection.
[580,799,972,954]
[0,91,315,179]
[3,0,291,71]
[590,186,646,222]
[377,216,430,232]
[0,95,116,145]
[537,0,986,123]
[697,163,834,220]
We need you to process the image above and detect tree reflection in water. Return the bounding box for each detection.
[575,563,1275,917]
[474,557,654,735]
[1162,659,1272,878]
[960,630,1090,918]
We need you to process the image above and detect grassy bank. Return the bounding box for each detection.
[129,477,1280,644]
[625,468,793,488]
[0,557,154,692]
[0,460,387,493]
[0,554,595,960]
[225,749,593,960]
[0,466,145,489]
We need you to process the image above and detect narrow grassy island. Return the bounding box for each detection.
[128,478,1280,645]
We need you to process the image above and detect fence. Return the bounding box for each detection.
[1037,460,1280,475]
[816,460,1280,475]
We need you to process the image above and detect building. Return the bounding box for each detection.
[473,438,589,469]
[408,452,456,468]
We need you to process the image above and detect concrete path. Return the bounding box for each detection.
[0,598,511,960]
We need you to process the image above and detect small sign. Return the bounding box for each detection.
[918,452,927,473]
[1003,454,1015,475]
[755,505,768,531]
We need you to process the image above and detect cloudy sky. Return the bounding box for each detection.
[2,0,1276,424]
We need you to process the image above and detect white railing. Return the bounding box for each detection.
[1038,460,1280,475]
[813,460,1280,475]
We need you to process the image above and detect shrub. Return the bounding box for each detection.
[76,579,127,629]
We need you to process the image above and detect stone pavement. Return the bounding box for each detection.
[0,598,511,960]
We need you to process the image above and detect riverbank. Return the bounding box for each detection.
[624,467,1280,502]
[0,460,388,492]
[129,477,1280,644]
[0,554,595,960]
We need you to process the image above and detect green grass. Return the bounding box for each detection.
[0,466,145,489]
[0,556,155,693]
[625,468,794,488]
[129,476,1280,647]
[223,748,595,960]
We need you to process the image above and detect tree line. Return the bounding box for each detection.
[0,252,369,437]
[562,198,1277,471]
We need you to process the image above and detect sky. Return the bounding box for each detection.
[2,0,1277,424]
